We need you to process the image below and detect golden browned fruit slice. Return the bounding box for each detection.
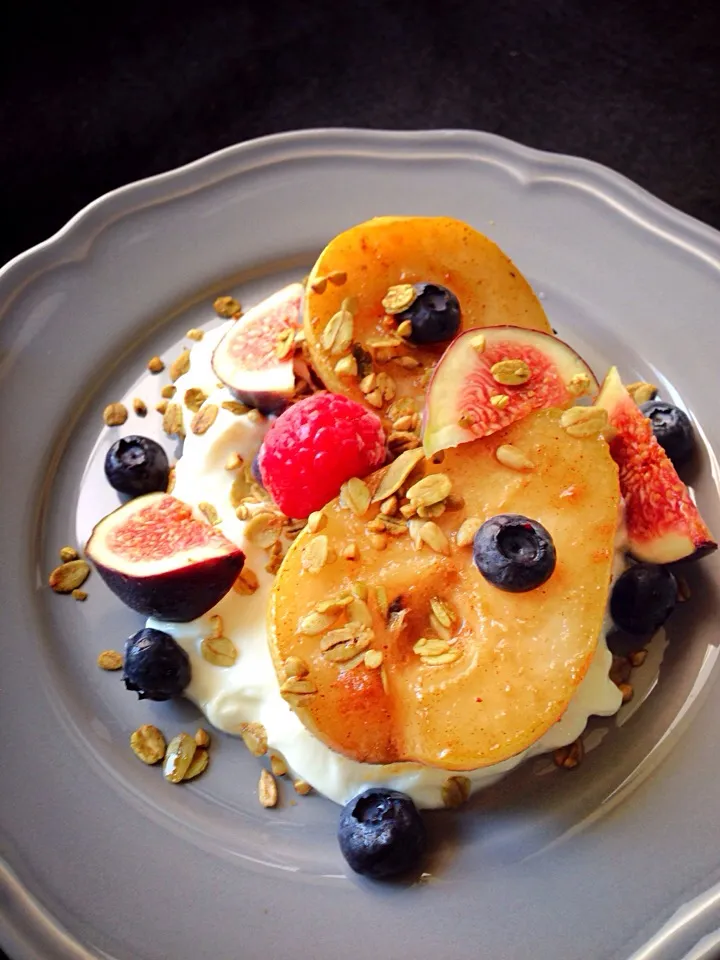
[303,216,552,420]
[268,409,620,770]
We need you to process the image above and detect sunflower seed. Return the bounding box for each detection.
[422,650,461,666]
[407,517,427,549]
[373,585,389,620]
[315,594,354,614]
[240,722,268,756]
[371,448,425,503]
[430,596,457,628]
[280,676,317,698]
[198,502,220,525]
[456,517,481,547]
[495,444,535,471]
[283,656,310,680]
[130,724,166,765]
[365,388,383,408]
[413,637,450,657]
[407,473,451,508]
[334,354,358,377]
[560,406,609,438]
[298,610,337,635]
[49,559,90,593]
[302,535,329,573]
[417,502,445,519]
[164,734,197,783]
[347,596,373,627]
[419,521,450,555]
[490,358,531,385]
[258,769,278,808]
[275,328,296,360]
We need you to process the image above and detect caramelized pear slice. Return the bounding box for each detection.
[269,409,620,770]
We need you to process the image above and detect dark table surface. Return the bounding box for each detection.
[3,0,720,271]
[1,1,719,957]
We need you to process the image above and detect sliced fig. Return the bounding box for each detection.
[212,282,303,412]
[86,493,245,621]
[422,325,598,456]
[303,216,552,416]
[595,367,716,564]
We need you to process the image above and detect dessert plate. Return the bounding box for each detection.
[1,129,720,960]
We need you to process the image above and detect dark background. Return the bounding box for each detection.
[2,0,720,269]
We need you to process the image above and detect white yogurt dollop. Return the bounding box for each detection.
[149,323,623,809]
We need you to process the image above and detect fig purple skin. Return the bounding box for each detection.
[211,282,303,414]
[86,493,245,622]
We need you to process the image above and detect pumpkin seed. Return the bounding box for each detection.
[419,521,451,555]
[430,596,457,628]
[183,747,209,780]
[413,637,450,657]
[490,358,531,386]
[560,406,609,438]
[301,535,329,573]
[130,724,166,764]
[341,477,371,516]
[200,635,238,667]
[164,733,197,783]
[258,769,278,808]
[456,517,481,547]
[184,387,208,413]
[298,610,337,636]
[321,307,354,355]
[442,775,471,808]
[406,473,451,508]
[495,443,535,471]
[240,722,268,756]
[371,448,425,502]
[103,402,128,426]
[381,284,417,314]
[49,559,90,593]
[169,349,191,382]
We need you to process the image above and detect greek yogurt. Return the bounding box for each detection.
[149,323,624,809]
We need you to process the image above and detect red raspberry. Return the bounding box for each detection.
[257,393,387,518]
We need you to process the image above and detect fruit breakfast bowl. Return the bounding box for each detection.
[3,131,720,960]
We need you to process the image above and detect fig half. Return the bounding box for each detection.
[595,367,716,564]
[422,325,598,456]
[86,493,245,621]
[211,282,303,412]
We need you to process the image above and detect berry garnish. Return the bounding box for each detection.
[640,400,694,467]
[338,788,426,879]
[473,514,556,592]
[105,436,169,497]
[123,628,191,701]
[610,563,677,635]
[257,393,386,518]
[396,282,461,345]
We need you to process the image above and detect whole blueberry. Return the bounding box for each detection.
[397,283,461,345]
[610,564,677,635]
[105,436,169,497]
[473,514,556,592]
[122,628,191,701]
[640,400,694,467]
[338,788,426,879]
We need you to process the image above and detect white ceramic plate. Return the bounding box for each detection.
[1,130,720,960]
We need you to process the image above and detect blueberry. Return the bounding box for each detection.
[122,628,191,700]
[610,564,677,635]
[397,283,461,345]
[105,436,169,497]
[473,514,556,592]
[640,400,694,467]
[338,788,426,879]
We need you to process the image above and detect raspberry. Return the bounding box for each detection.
[257,393,387,518]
